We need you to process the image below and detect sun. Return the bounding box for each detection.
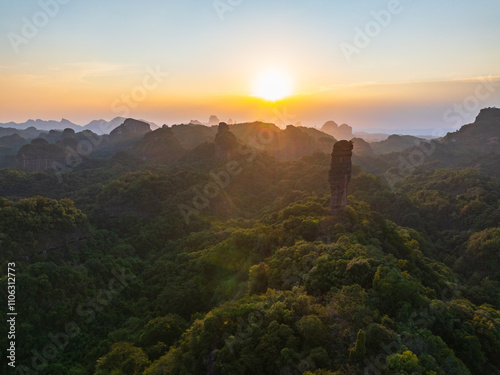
[253,69,293,101]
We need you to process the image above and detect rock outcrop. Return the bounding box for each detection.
[329,140,353,214]
[15,138,67,171]
[132,125,186,162]
[275,125,316,160]
[208,115,221,126]
[0,133,27,152]
[110,118,151,144]
[215,122,239,159]
[370,134,425,155]
[351,137,373,156]
[171,124,218,149]
[321,121,353,140]
[0,126,42,139]
[442,107,500,153]
[0,118,80,132]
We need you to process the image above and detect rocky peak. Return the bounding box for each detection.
[132,125,186,162]
[475,107,500,123]
[215,122,238,159]
[111,118,151,138]
[16,138,67,171]
[442,108,500,152]
[321,121,353,140]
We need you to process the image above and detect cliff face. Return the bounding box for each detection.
[0,134,27,153]
[215,122,239,160]
[442,108,500,153]
[274,125,316,160]
[371,135,425,155]
[171,124,217,149]
[15,138,68,171]
[329,140,353,214]
[229,122,280,144]
[132,125,186,162]
[110,118,151,143]
[351,137,373,156]
[0,134,28,166]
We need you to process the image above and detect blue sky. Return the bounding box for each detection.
[1,0,499,131]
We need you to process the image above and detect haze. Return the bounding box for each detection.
[1,0,499,132]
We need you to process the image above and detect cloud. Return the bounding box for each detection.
[0,61,142,87]
[46,61,137,83]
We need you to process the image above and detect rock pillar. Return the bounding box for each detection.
[329,140,353,214]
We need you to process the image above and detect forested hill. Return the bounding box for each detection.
[0,110,499,374]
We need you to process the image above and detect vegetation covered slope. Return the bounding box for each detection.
[0,139,498,375]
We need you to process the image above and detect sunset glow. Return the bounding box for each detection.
[0,2,499,374]
[0,0,499,130]
[253,69,293,102]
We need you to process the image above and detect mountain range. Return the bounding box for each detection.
[0,108,499,375]
[0,108,498,177]
[0,117,159,134]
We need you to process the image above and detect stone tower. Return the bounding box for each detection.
[215,122,238,160]
[329,140,353,214]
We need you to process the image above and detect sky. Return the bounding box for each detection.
[0,0,499,133]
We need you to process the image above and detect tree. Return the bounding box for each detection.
[95,342,149,375]
[248,262,269,294]
[348,329,366,363]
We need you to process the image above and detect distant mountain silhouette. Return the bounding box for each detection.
[274,125,318,160]
[84,117,159,134]
[83,117,127,134]
[0,133,26,147]
[0,134,28,161]
[321,121,353,140]
[189,120,204,125]
[1,108,498,173]
[442,107,500,152]
[110,118,151,142]
[215,122,239,160]
[370,134,426,155]
[352,131,389,142]
[132,125,186,162]
[0,117,159,135]
[85,118,153,158]
[0,119,80,132]
[351,137,374,156]
[229,121,280,145]
[172,121,337,161]
[189,115,221,126]
[0,126,43,139]
[352,108,500,178]
[208,115,220,126]
[171,124,218,149]
[14,138,67,171]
